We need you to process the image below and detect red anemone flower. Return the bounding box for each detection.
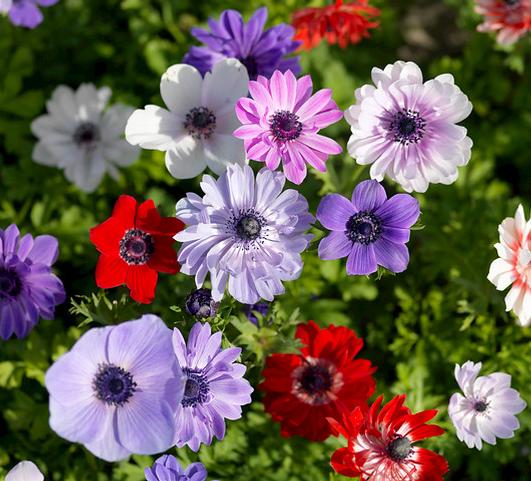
[475,0,531,45]
[90,195,184,304]
[259,321,376,441]
[329,395,448,481]
[292,0,380,50]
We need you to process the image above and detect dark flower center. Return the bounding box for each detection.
[119,229,155,265]
[93,364,137,406]
[240,56,259,79]
[504,0,520,6]
[73,122,101,146]
[270,110,303,142]
[0,268,22,300]
[292,359,341,406]
[185,288,219,319]
[226,209,267,249]
[345,212,382,244]
[236,215,262,241]
[300,364,333,394]
[388,109,426,145]
[474,400,488,413]
[184,106,216,140]
[386,436,412,462]
[182,368,210,408]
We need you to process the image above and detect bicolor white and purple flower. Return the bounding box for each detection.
[317,179,420,275]
[172,322,253,451]
[175,164,313,304]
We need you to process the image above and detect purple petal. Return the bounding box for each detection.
[346,243,377,275]
[9,1,43,29]
[375,194,420,228]
[373,238,410,273]
[381,226,410,243]
[299,133,342,155]
[84,416,131,462]
[3,224,20,256]
[318,231,352,260]
[28,235,59,265]
[316,194,355,231]
[352,180,388,212]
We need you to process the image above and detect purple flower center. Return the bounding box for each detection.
[388,109,426,145]
[386,436,412,461]
[184,107,216,140]
[182,368,210,408]
[0,268,22,300]
[345,212,382,245]
[474,400,488,413]
[93,364,137,406]
[73,122,101,147]
[119,229,155,265]
[270,110,303,142]
[226,209,267,249]
[292,359,341,406]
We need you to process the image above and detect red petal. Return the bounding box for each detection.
[90,217,125,255]
[330,447,360,478]
[111,195,137,227]
[157,216,185,235]
[95,255,127,288]
[125,264,158,304]
[408,424,445,442]
[136,199,161,231]
[148,236,179,274]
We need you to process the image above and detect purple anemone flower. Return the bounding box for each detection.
[316,179,420,275]
[45,315,184,462]
[234,69,343,184]
[185,288,219,319]
[449,361,526,450]
[183,7,300,80]
[175,164,313,304]
[0,224,65,341]
[172,322,253,451]
[0,0,59,29]
[244,301,270,325]
[145,455,209,481]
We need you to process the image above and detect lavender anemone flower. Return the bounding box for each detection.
[45,315,184,462]
[234,69,343,185]
[316,179,420,275]
[183,7,300,80]
[0,0,59,29]
[145,455,209,481]
[345,60,473,193]
[175,164,313,304]
[0,224,65,341]
[449,361,526,450]
[172,322,253,451]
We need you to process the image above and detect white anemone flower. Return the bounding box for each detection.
[31,84,139,193]
[487,204,531,327]
[5,461,44,481]
[125,58,249,180]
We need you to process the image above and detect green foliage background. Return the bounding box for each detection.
[0,0,530,480]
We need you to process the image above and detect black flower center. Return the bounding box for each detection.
[387,436,412,462]
[184,106,216,140]
[270,110,303,142]
[73,122,101,146]
[182,368,210,408]
[388,109,426,145]
[474,400,488,413]
[93,364,137,406]
[504,0,520,6]
[119,229,155,265]
[300,364,333,395]
[345,212,382,245]
[226,209,267,250]
[0,268,22,299]
[240,56,259,79]
[292,359,341,406]
[236,215,262,241]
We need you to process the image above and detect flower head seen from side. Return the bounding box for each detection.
[183,7,300,80]
[185,288,220,319]
[244,301,270,325]
[172,322,253,451]
[260,321,376,441]
[487,204,531,326]
[330,395,448,481]
[475,0,531,45]
[31,83,139,192]
[234,70,343,185]
[0,224,65,341]
[5,461,44,481]
[449,361,526,450]
[0,0,59,29]
[145,455,208,481]
[317,179,420,276]
[175,164,313,304]
[292,0,380,50]
[45,315,184,462]
[90,195,184,304]
[125,59,248,180]
[345,60,473,193]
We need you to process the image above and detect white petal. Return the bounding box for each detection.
[100,103,134,140]
[203,133,246,175]
[161,64,202,114]
[165,137,207,179]
[487,258,515,290]
[6,462,44,481]
[32,142,59,167]
[63,151,106,192]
